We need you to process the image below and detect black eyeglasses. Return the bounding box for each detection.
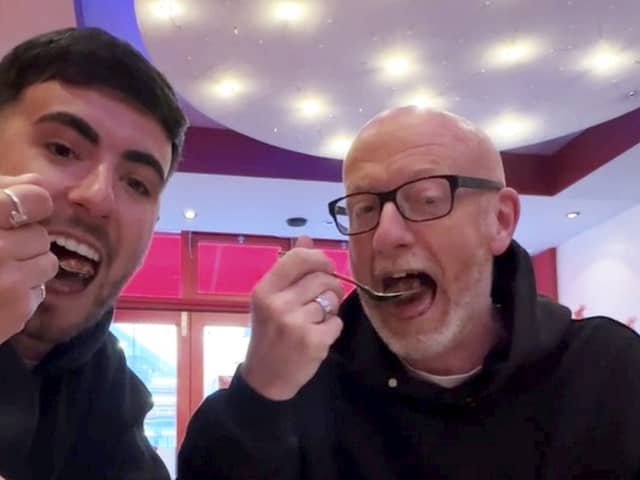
[327,175,503,236]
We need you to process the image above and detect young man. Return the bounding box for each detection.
[0,28,187,479]
[179,107,640,478]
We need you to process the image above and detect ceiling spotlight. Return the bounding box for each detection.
[486,38,543,67]
[183,208,197,220]
[293,94,328,120]
[149,0,183,20]
[324,133,355,158]
[401,88,447,109]
[384,56,411,76]
[212,76,245,99]
[566,211,580,219]
[377,49,418,81]
[273,1,306,22]
[485,112,538,144]
[581,42,634,76]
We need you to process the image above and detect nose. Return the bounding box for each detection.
[66,163,116,218]
[371,201,415,255]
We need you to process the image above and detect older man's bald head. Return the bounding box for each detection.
[343,106,505,186]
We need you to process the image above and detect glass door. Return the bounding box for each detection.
[111,310,185,478]
[190,312,250,408]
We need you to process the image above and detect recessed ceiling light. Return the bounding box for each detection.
[566,211,580,219]
[400,88,447,109]
[580,42,634,76]
[272,1,306,22]
[211,75,246,99]
[485,112,538,144]
[183,208,197,219]
[486,38,543,67]
[149,0,183,20]
[324,133,355,158]
[377,48,419,81]
[293,94,329,120]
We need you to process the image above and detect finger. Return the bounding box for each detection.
[294,235,314,249]
[305,314,344,350]
[0,184,53,230]
[0,173,48,189]
[9,251,59,287]
[261,248,336,293]
[0,224,51,261]
[280,273,343,310]
[294,290,341,324]
[310,291,341,324]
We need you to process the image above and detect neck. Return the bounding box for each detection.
[405,303,503,376]
[10,332,56,368]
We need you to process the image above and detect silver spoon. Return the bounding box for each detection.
[331,272,420,302]
[276,251,419,302]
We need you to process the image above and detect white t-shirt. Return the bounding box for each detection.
[403,362,482,389]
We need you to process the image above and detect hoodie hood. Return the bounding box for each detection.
[34,307,114,376]
[332,240,573,400]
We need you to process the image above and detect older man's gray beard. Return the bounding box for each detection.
[362,257,493,366]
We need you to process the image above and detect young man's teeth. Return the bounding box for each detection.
[51,236,100,262]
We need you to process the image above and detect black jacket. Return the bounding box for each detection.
[0,310,170,480]
[179,241,640,479]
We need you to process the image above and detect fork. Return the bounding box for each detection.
[331,272,420,302]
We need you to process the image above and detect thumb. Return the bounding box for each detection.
[294,235,314,250]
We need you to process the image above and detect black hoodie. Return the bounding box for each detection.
[179,241,640,479]
[0,310,170,480]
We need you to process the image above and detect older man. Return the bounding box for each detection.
[179,107,640,479]
[0,28,186,479]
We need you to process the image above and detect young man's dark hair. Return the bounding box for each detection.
[0,27,187,174]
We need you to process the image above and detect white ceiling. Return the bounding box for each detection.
[137,0,640,157]
[1,0,640,255]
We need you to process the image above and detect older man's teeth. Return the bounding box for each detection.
[383,272,434,292]
[50,235,101,262]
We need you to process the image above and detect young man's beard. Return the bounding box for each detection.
[20,280,124,344]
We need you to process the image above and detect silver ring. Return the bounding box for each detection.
[313,294,332,321]
[2,188,29,228]
[38,284,46,302]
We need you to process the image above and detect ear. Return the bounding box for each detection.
[489,187,520,256]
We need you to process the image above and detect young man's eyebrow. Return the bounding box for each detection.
[123,150,167,184]
[35,111,100,145]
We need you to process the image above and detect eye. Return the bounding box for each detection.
[126,177,151,197]
[46,142,77,160]
[421,194,439,205]
[353,203,377,218]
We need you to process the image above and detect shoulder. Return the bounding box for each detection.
[565,316,640,372]
[569,316,640,348]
